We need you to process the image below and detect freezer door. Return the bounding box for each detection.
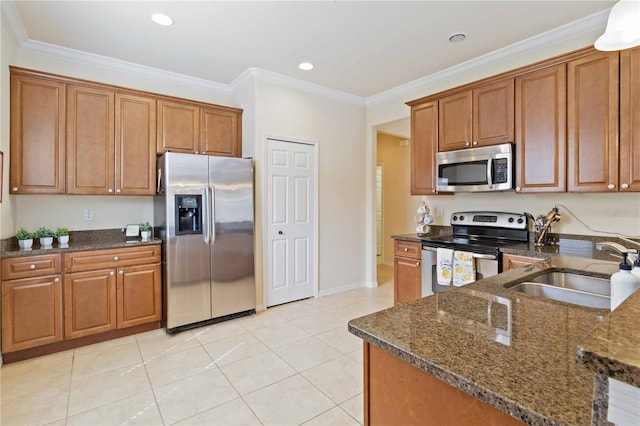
[209,156,256,318]
[164,153,212,329]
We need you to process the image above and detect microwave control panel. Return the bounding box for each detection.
[493,158,509,184]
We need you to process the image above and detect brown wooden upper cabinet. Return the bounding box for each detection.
[515,64,567,193]
[67,86,156,195]
[438,79,515,152]
[157,100,242,157]
[9,73,66,194]
[567,51,619,192]
[620,46,640,192]
[410,101,438,195]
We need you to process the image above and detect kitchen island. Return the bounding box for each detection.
[349,256,625,425]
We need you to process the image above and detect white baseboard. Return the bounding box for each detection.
[318,281,367,297]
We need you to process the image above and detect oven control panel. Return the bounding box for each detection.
[450,211,528,230]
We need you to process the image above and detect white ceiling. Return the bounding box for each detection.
[6,1,615,98]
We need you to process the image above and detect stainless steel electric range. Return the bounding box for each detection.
[420,211,530,295]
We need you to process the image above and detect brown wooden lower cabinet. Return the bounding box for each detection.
[502,254,541,271]
[394,240,422,306]
[1,245,162,361]
[64,269,117,339]
[1,275,64,352]
[364,343,524,426]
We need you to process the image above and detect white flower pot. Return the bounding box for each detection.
[39,237,53,248]
[58,235,69,245]
[141,230,151,241]
[18,239,33,250]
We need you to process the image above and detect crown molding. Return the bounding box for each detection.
[232,67,366,107]
[1,0,27,46]
[18,39,232,94]
[365,8,610,107]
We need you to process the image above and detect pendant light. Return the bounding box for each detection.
[594,0,640,51]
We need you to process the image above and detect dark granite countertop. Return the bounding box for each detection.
[349,256,623,426]
[1,229,161,259]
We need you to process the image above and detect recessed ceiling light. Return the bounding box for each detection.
[448,33,466,43]
[298,62,314,71]
[151,13,173,26]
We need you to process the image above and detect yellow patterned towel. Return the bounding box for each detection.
[453,251,476,286]
[437,248,453,286]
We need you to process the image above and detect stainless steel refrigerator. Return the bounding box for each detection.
[154,152,255,332]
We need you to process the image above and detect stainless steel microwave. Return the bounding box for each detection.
[436,143,513,192]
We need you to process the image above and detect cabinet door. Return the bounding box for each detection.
[157,100,200,154]
[201,107,242,157]
[9,73,65,194]
[117,263,162,328]
[394,256,422,306]
[502,254,540,271]
[474,79,514,146]
[567,51,619,192]
[115,94,156,195]
[411,101,438,195]
[620,46,640,192]
[64,269,117,339]
[439,91,472,151]
[2,275,63,352]
[66,85,115,194]
[515,64,566,193]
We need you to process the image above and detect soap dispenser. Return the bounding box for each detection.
[610,253,640,310]
[632,249,640,280]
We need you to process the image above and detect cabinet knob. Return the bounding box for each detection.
[109,271,115,276]
[465,142,470,147]
[472,141,478,146]
[621,183,629,189]
[54,278,60,283]
[29,264,36,270]
[108,188,113,193]
[116,189,121,193]
[12,187,18,191]
[404,247,408,252]
[119,270,124,275]
[415,261,420,266]
[515,186,521,192]
[607,183,615,190]
[113,256,119,261]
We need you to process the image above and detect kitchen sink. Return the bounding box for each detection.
[528,272,610,296]
[507,272,611,309]
[509,283,610,309]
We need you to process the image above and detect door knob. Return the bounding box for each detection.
[278,230,283,235]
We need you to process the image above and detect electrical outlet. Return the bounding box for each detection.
[84,208,94,221]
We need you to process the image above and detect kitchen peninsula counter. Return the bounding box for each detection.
[349,256,624,425]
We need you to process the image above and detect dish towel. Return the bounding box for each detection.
[436,248,453,286]
[453,251,476,286]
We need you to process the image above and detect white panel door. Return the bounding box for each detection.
[266,139,316,306]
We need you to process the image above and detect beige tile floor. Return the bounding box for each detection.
[0,268,394,426]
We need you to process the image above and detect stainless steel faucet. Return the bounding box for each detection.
[595,241,638,264]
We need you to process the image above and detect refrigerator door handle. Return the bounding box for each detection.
[210,185,216,245]
[202,187,210,244]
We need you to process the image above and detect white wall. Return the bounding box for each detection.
[1,17,17,239]
[255,81,367,294]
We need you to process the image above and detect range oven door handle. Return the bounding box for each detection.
[472,253,497,260]
[422,246,438,252]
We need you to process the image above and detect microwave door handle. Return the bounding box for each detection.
[487,157,494,189]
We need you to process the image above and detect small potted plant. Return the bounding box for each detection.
[140,222,152,241]
[35,226,55,248]
[55,227,70,246]
[16,228,34,250]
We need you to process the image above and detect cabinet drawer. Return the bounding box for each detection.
[64,245,160,272]
[2,254,62,280]
[394,240,421,260]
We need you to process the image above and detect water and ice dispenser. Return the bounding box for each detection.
[175,195,202,235]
